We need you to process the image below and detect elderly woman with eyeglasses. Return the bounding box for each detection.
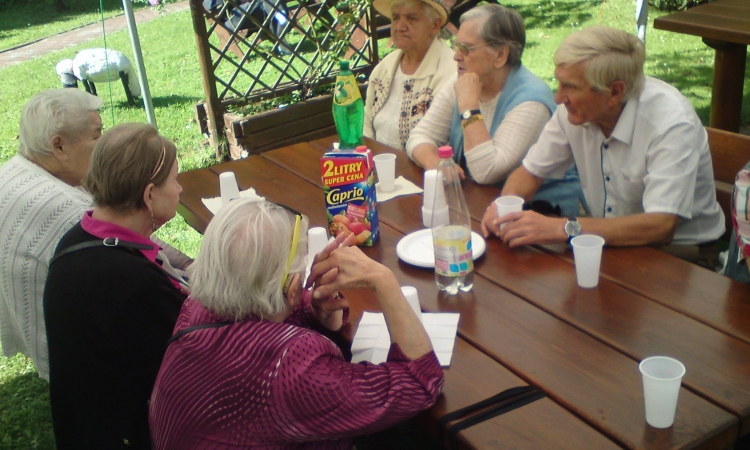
[407,4,583,217]
[364,0,456,152]
[44,123,188,450]
[149,199,443,450]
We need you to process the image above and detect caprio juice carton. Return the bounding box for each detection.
[321,145,380,246]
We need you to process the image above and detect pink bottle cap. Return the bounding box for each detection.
[355,145,368,153]
[438,146,453,158]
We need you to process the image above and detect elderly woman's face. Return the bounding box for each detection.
[391,3,438,53]
[150,160,182,228]
[454,19,503,78]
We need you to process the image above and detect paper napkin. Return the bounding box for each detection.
[376,176,423,202]
[351,311,460,366]
[201,188,265,215]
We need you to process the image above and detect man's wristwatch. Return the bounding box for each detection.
[564,217,581,242]
[461,109,481,120]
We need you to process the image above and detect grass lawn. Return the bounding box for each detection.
[0,0,749,448]
[0,0,149,52]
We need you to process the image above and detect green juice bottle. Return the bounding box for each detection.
[332,60,364,149]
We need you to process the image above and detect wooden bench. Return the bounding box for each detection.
[707,127,750,239]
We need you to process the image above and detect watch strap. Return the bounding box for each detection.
[462,109,481,119]
[461,114,483,130]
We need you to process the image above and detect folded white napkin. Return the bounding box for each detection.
[351,311,459,366]
[201,188,265,215]
[376,176,423,202]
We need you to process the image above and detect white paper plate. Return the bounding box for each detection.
[396,229,486,268]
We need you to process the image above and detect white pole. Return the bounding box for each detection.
[122,0,157,127]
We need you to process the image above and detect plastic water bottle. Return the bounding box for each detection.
[431,146,474,294]
[332,60,364,149]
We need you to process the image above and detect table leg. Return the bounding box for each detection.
[704,39,747,132]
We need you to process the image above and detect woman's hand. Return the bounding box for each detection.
[308,245,390,300]
[454,72,482,112]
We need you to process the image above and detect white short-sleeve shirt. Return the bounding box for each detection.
[522,77,724,245]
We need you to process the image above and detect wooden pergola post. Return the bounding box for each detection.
[189,0,225,160]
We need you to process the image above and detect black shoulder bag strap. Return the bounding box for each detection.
[49,237,155,266]
[437,385,547,450]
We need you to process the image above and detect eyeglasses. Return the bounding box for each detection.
[452,40,491,56]
[275,203,303,293]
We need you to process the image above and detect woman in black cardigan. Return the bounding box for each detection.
[44,123,188,450]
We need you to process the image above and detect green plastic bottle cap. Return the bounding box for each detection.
[339,60,350,70]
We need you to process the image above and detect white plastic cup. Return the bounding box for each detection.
[422,170,448,228]
[219,172,240,207]
[570,235,605,288]
[639,356,686,428]
[494,196,524,230]
[401,286,422,321]
[307,227,329,260]
[373,154,397,192]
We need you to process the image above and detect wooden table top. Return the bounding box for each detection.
[653,0,750,45]
[176,138,750,449]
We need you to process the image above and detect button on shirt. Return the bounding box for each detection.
[522,77,724,245]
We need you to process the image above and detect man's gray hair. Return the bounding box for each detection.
[554,26,646,101]
[189,200,309,322]
[391,0,441,25]
[461,4,526,68]
[18,89,102,160]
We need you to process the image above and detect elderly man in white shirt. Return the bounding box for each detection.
[481,26,724,264]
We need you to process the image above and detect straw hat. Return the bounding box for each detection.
[373,0,449,27]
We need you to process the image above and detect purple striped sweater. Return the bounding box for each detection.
[149,295,444,449]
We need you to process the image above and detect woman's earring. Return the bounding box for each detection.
[150,211,157,232]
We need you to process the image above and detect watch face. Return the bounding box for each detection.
[462,111,471,120]
[565,220,581,237]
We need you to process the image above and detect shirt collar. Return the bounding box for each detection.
[609,96,638,145]
[80,210,161,262]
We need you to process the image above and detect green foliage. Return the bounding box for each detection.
[649,0,713,12]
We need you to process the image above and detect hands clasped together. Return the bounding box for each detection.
[305,230,433,360]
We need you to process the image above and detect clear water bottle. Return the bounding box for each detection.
[431,146,474,294]
[332,60,364,149]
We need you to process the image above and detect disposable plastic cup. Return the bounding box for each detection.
[219,172,240,207]
[373,154,397,192]
[307,227,329,260]
[570,235,605,288]
[422,170,448,228]
[639,356,686,428]
[401,286,422,321]
[494,196,524,230]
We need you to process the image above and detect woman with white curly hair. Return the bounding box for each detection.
[150,199,444,449]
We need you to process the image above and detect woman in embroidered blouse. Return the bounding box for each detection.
[44,123,188,450]
[150,199,444,450]
[364,0,456,152]
[407,4,583,217]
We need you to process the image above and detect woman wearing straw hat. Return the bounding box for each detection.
[364,0,456,152]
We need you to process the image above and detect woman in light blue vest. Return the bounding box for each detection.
[406,4,584,217]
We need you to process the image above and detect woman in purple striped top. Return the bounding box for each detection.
[149,199,444,449]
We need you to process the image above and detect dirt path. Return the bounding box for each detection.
[0,1,189,70]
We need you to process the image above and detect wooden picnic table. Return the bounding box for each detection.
[653,0,750,132]
[177,136,750,449]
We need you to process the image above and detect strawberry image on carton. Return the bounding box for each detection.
[321,146,380,246]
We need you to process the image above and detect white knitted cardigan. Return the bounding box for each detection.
[0,155,92,380]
